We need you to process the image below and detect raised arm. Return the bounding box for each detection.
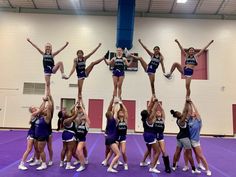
[31,98,47,117]
[107,96,115,113]
[180,101,190,124]
[120,102,128,121]
[175,39,187,56]
[190,101,201,119]
[138,39,153,57]
[158,102,165,120]
[27,38,44,55]
[80,105,91,125]
[147,96,155,113]
[45,95,54,123]
[104,57,115,66]
[195,40,214,57]
[124,57,133,67]
[149,100,159,122]
[52,42,69,57]
[63,107,78,126]
[66,58,77,79]
[84,43,102,60]
[159,53,166,74]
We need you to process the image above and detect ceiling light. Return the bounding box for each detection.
[177,0,188,3]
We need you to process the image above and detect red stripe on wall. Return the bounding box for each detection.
[88,99,103,129]
[232,104,236,134]
[123,100,136,130]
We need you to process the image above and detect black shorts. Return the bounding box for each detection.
[36,136,49,142]
[105,137,116,146]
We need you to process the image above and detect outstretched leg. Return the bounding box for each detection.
[138,57,148,72]
[52,62,67,78]
[85,58,104,76]
[165,62,183,79]
[170,62,183,75]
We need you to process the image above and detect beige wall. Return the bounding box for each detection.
[0,12,235,135]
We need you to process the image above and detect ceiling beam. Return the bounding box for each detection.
[102,0,105,11]
[193,0,202,14]
[7,0,13,8]
[31,0,37,9]
[2,6,236,20]
[55,0,61,10]
[78,0,82,10]
[215,0,226,15]
[147,0,152,13]
[169,0,176,14]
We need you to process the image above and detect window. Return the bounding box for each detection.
[23,82,45,95]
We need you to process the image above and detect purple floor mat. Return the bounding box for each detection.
[0,130,235,177]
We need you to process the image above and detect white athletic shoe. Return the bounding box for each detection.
[48,161,53,166]
[192,169,201,174]
[118,160,123,165]
[73,160,80,166]
[36,163,47,170]
[156,159,160,165]
[172,166,177,171]
[59,161,64,167]
[29,160,41,166]
[149,167,161,174]
[107,167,118,173]
[206,170,212,176]
[113,162,118,169]
[62,73,68,79]
[101,160,108,166]
[164,73,172,79]
[198,163,206,171]
[18,163,28,170]
[139,161,148,167]
[26,157,34,163]
[65,165,75,170]
[124,48,131,57]
[124,164,128,170]
[76,165,86,172]
[182,166,189,172]
[85,158,89,165]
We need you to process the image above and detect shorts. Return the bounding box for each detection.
[183,67,194,77]
[35,136,49,142]
[62,130,76,142]
[44,65,54,75]
[191,140,200,148]
[105,136,116,146]
[143,132,157,145]
[116,135,126,143]
[76,134,86,142]
[156,133,164,141]
[27,134,35,140]
[77,71,87,80]
[113,69,124,77]
[177,137,192,149]
[146,64,158,74]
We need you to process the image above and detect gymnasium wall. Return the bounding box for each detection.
[0,12,235,135]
